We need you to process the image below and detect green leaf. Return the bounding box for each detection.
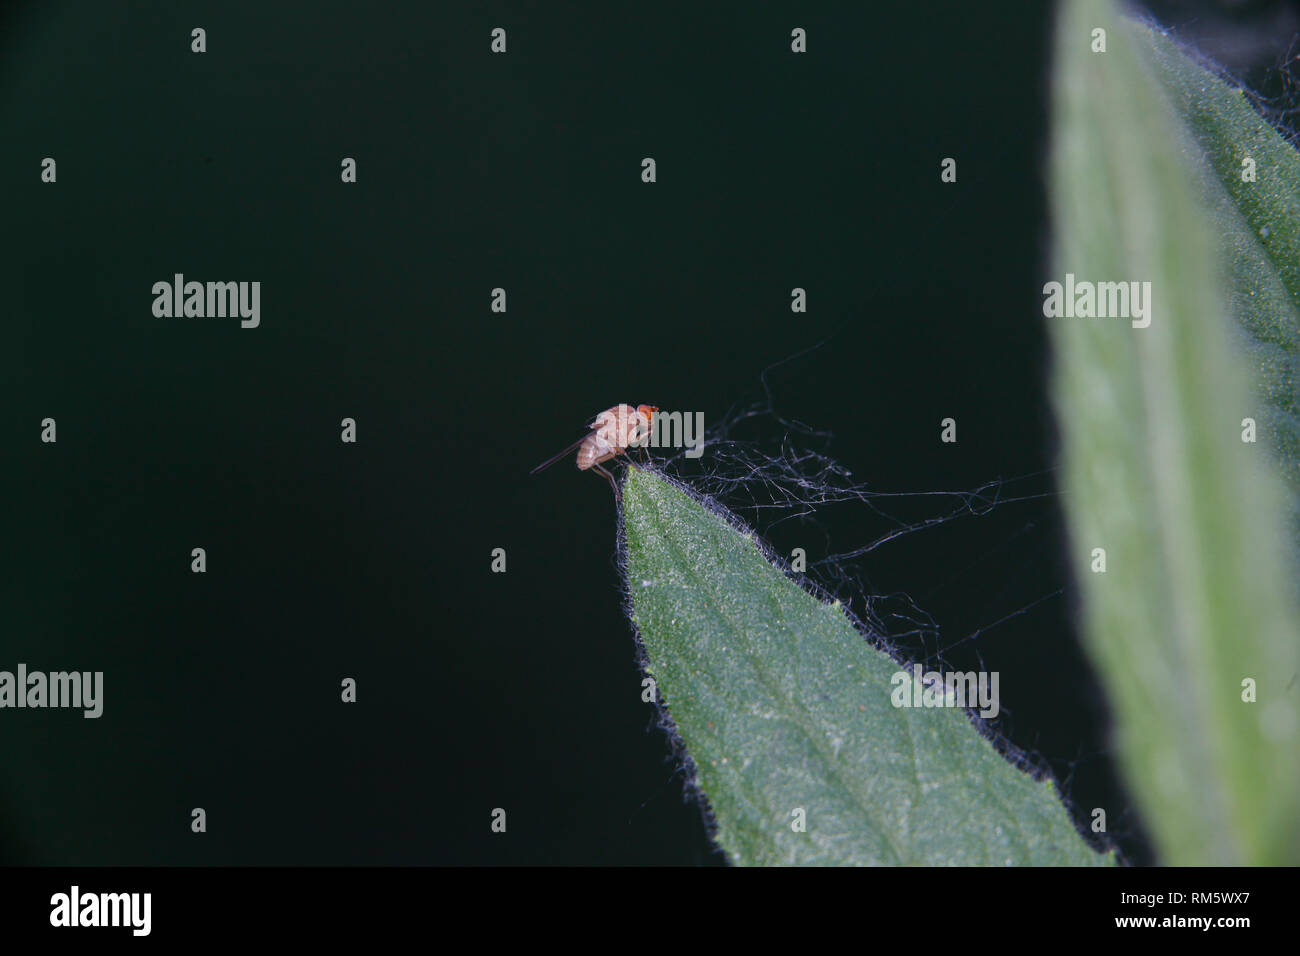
[1048,0,1300,865]
[620,466,1110,866]
[1134,23,1300,510]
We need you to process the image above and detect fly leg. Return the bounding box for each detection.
[592,462,621,503]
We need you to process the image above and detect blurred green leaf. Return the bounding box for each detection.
[1048,0,1300,865]
[621,466,1110,866]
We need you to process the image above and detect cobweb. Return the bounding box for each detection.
[1135,8,1300,147]
[648,355,1063,674]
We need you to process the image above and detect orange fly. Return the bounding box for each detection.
[530,404,659,501]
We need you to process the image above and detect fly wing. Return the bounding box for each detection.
[529,434,590,475]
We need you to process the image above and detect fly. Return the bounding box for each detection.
[530,404,659,502]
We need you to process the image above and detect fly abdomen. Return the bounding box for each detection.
[577,434,616,470]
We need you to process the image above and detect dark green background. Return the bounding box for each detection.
[10,0,1283,866]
